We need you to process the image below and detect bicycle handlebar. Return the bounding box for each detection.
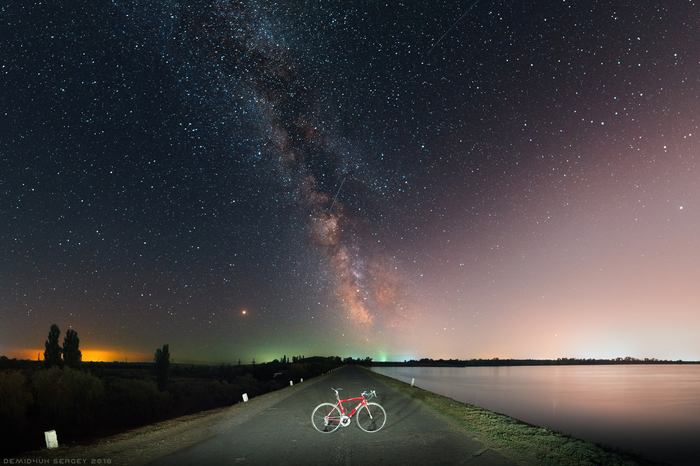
[331,388,377,400]
[361,390,377,399]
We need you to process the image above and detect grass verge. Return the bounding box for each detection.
[366,368,667,466]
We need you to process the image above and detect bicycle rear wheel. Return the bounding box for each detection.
[312,402,342,433]
[356,402,386,432]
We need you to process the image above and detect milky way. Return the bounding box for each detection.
[1,0,698,363]
[173,0,410,329]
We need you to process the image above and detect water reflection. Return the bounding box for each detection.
[373,365,700,465]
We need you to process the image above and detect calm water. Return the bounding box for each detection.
[372,365,700,465]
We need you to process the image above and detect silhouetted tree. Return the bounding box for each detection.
[154,344,170,391]
[44,324,62,368]
[62,329,82,368]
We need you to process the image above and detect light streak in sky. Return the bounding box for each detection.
[426,0,481,56]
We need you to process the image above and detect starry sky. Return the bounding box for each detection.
[2,0,698,364]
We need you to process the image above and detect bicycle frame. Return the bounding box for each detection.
[333,394,370,419]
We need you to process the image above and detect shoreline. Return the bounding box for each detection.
[365,367,667,466]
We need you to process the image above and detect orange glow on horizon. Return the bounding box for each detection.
[2,348,152,363]
[81,349,152,363]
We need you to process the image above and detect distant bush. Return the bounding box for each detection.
[103,378,172,427]
[30,367,104,435]
[170,377,246,414]
[0,370,33,434]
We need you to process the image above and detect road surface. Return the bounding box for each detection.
[150,365,518,465]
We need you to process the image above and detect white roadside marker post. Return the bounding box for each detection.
[45,430,58,449]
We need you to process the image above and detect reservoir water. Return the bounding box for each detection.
[372,365,700,465]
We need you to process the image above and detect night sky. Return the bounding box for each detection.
[2,1,698,364]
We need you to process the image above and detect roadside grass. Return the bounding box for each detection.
[366,369,666,466]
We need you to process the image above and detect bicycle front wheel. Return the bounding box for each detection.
[312,402,342,433]
[356,402,386,432]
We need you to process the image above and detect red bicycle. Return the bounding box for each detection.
[312,388,387,433]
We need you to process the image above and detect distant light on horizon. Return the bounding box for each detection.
[1,348,152,363]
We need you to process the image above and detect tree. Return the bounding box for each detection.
[44,324,62,368]
[154,344,170,391]
[62,329,82,368]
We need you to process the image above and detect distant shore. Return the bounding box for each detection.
[372,358,700,367]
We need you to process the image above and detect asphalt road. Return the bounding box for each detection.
[150,365,519,465]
